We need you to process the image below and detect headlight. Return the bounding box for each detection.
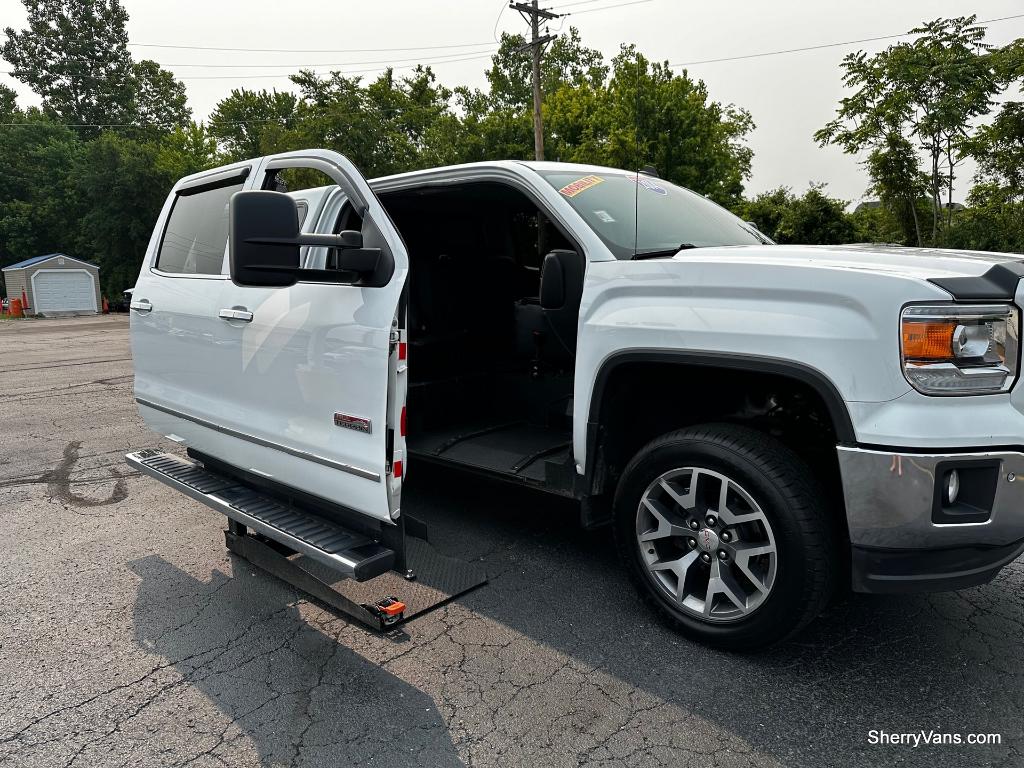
[901,304,1019,395]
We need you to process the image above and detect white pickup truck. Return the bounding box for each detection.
[128,149,1024,650]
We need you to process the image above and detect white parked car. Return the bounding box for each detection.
[128,149,1024,649]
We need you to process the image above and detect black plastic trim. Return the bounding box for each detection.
[587,349,854,453]
[931,458,999,525]
[929,260,1024,301]
[855,441,1024,455]
[584,350,856,497]
[177,165,251,196]
[851,538,1024,593]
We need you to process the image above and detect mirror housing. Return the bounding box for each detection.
[539,249,585,354]
[540,249,583,310]
[229,190,383,287]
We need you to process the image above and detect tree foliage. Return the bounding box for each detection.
[816,15,1018,245]
[2,0,189,132]
[5,5,1024,304]
[2,0,134,126]
[733,185,856,245]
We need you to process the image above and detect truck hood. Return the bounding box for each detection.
[668,244,1021,282]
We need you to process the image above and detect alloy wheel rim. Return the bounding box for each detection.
[636,467,777,623]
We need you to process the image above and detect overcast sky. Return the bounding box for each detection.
[2,0,1022,203]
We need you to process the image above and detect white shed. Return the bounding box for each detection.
[2,254,101,316]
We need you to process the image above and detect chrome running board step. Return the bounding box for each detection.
[126,449,394,581]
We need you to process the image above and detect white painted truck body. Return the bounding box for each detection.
[130,151,1024,630]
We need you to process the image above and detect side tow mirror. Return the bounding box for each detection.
[540,249,583,310]
[229,190,384,287]
[539,249,585,354]
[230,190,302,287]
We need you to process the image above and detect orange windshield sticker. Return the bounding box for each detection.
[558,175,604,198]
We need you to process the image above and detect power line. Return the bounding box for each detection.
[126,40,499,54]
[0,102,451,129]
[6,49,500,71]
[0,51,497,81]
[544,0,607,9]
[670,12,1024,68]
[493,0,509,42]
[565,0,653,15]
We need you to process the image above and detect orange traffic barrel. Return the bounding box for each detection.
[9,297,23,318]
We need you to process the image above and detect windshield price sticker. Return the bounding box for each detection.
[559,175,604,198]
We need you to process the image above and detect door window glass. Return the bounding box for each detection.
[156,181,243,275]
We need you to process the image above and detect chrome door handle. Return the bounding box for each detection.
[219,308,253,323]
[129,299,153,314]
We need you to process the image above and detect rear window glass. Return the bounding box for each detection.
[156,182,243,275]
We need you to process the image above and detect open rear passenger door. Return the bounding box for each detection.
[215,150,409,526]
[133,149,408,532]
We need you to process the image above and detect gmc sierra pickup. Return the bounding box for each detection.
[128,149,1024,649]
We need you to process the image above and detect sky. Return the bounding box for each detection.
[1,0,1023,204]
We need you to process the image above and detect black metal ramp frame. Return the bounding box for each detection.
[224,520,488,631]
[127,450,487,632]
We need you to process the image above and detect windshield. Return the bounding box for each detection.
[538,169,768,258]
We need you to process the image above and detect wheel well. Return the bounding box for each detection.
[587,359,850,538]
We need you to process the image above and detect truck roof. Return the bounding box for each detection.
[369,159,627,186]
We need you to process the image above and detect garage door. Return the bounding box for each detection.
[33,271,97,313]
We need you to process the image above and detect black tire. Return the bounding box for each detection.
[613,423,837,651]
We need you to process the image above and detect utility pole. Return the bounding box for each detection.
[509,1,560,161]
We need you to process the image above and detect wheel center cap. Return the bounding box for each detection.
[697,527,719,553]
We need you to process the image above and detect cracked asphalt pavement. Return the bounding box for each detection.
[1,314,1021,767]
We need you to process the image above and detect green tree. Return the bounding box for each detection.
[734,185,856,244]
[0,83,16,116]
[209,88,299,160]
[816,15,1009,244]
[0,111,82,276]
[969,101,1024,198]
[863,135,929,245]
[132,59,190,130]
[849,204,910,245]
[71,132,178,296]
[287,65,461,176]
[154,122,219,178]
[546,46,754,205]
[483,27,607,111]
[2,0,135,126]
[945,182,1024,253]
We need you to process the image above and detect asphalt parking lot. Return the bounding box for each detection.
[0,314,1021,768]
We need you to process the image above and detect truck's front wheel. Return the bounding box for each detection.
[613,423,836,651]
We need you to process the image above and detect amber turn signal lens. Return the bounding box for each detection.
[902,321,956,360]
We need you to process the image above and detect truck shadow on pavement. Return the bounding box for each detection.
[402,467,1024,768]
[128,466,1022,768]
[128,555,464,768]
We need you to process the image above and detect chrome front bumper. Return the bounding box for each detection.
[837,446,1024,592]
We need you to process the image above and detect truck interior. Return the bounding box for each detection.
[375,181,585,496]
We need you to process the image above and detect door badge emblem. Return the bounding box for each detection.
[333,413,372,434]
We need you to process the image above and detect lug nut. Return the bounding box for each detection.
[700,552,712,563]
[717,550,728,561]
[705,515,717,527]
[720,531,731,543]
[687,538,697,549]
[689,520,700,530]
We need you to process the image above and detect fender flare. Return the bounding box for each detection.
[584,350,857,491]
